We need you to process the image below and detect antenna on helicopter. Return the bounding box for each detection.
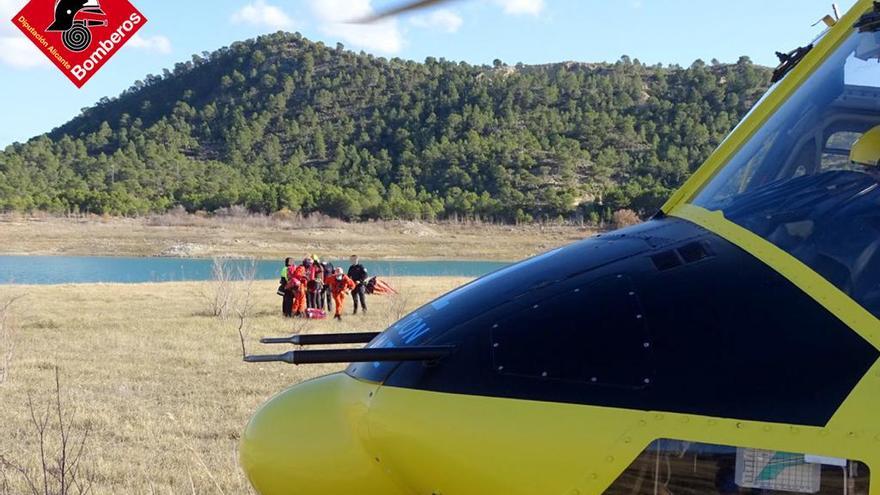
[260,332,381,346]
[813,4,842,28]
[244,346,456,365]
[247,331,455,365]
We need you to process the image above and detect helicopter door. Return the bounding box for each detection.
[603,439,870,495]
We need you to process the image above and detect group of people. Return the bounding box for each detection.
[278,255,369,320]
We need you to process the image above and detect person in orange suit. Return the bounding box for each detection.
[325,267,356,321]
[288,261,309,317]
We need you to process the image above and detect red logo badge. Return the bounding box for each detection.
[10,0,147,88]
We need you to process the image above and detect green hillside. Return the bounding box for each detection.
[0,32,771,222]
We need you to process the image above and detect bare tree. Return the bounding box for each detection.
[0,295,24,386]
[0,368,94,495]
[232,260,257,359]
[202,257,234,319]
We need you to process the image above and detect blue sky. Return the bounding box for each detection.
[0,0,858,147]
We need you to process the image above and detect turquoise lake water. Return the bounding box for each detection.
[0,256,510,285]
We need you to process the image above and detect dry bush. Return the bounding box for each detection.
[233,260,258,318]
[166,205,188,217]
[385,291,410,325]
[611,209,642,229]
[270,208,296,222]
[201,257,263,357]
[214,210,345,231]
[0,368,94,495]
[145,209,207,228]
[0,295,23,386]
[148,209,348,232]
[289,212,345,229]
[214,205,250,219]
[202,257,235,319]
[201,257,261,322]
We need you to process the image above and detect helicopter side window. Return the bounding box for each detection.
[822,130,865,171]
[604,439,870,495]
[692,30,880,319]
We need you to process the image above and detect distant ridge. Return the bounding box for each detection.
[0,32,771,221]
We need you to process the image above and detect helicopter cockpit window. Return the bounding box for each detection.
[604,439,870,495]
[693,29,880,319]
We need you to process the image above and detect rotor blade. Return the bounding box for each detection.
[351,0,456,23]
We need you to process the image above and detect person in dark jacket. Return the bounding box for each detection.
[280,257,294,317]
[347,255,368,314]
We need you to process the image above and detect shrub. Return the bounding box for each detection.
[611,209,641,229]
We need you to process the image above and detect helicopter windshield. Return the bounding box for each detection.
[692,29,880,318]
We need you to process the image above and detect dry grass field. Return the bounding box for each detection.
[0,214,593,261]
[0,277,470,494]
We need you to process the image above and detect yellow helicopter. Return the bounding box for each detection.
[240,1,880,493]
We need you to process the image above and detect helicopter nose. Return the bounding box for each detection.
[239,373,404,495]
